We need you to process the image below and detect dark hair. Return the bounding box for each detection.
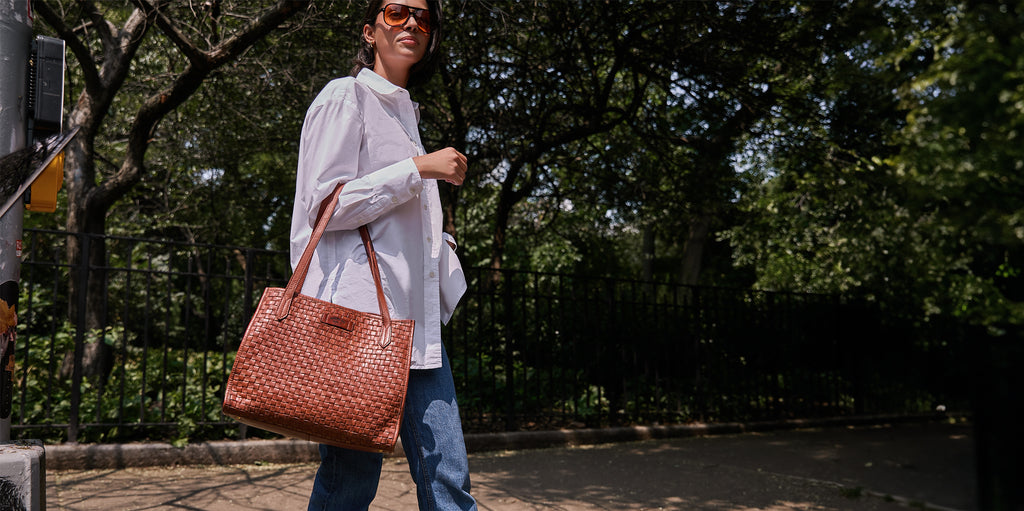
[350,0,444,88]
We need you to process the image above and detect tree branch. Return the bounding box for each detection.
[100,7,155,92]
[35,0,101,93]
[93,0,310,211]
[205,0,309,66]
[78,0,118,50]
[130,0,206,64]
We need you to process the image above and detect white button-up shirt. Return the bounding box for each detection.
[289,69,467,370]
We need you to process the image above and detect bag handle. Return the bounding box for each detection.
[275,183,395,347]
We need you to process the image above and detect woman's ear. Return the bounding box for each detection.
[362,24,375,49]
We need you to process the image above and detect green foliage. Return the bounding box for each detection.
[27,1,1019,330]
[723,0,916,297]
[85,4,362,250]
[20,0,958,294]
[416,1,864,284]
[14,229,288,444]
[883,0,1024,326]
[15,0,1002,443]
[15,318,233,445]
[726,0,1023,329]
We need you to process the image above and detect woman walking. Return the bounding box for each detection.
[289,1,476,509]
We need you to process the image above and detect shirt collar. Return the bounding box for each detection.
[357,68,407,96]
[357,68,420,117]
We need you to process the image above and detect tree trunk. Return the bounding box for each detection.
[641,226,656,297]
[680,213,711,286]
[60,130,114,384]
[440,182,461,255]
[641,226,655,281]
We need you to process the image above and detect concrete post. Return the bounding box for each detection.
[0,0,32,443]
[0,3,45,509]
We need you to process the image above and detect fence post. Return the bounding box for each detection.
[501,271,516,431]
[243,248,254,321]
[68,233,88,443]
[235,248,256,440]
[972,323,1023,510]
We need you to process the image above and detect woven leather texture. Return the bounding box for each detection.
[223,183,414,453]
[223,287,414,452]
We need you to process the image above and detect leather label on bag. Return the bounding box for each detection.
[321,312,355,331]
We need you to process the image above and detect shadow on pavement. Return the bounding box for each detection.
[47,420,975,511]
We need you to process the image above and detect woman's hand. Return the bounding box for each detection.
[414,148,467,185]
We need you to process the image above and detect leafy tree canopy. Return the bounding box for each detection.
[726,0,1023,328]
[25,0,1022,332]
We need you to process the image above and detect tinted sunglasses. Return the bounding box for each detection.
[379,3,432,34]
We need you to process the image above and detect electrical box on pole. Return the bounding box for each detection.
[25,35,66,213]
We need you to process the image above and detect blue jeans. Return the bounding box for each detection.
[308,345,476,510]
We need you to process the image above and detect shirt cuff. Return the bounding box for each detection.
[374,157,423,206]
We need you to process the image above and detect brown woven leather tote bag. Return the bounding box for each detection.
[222,183,414,453]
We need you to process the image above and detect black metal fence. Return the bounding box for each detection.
[12,229,971,444]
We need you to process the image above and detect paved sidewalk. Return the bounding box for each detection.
[46,420,975,510]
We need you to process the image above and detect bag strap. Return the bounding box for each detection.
[275,183,394,346]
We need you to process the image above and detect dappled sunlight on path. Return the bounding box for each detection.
[47,422,974,511]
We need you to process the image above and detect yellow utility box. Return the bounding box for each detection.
[25,151,64,213]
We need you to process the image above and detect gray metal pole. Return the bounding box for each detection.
[0,0,32,443]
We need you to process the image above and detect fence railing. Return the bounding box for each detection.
[12,229,970,444]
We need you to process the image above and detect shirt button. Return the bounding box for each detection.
[429,271,436,278]
[427,236,432,243]
[391,197,398,204]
